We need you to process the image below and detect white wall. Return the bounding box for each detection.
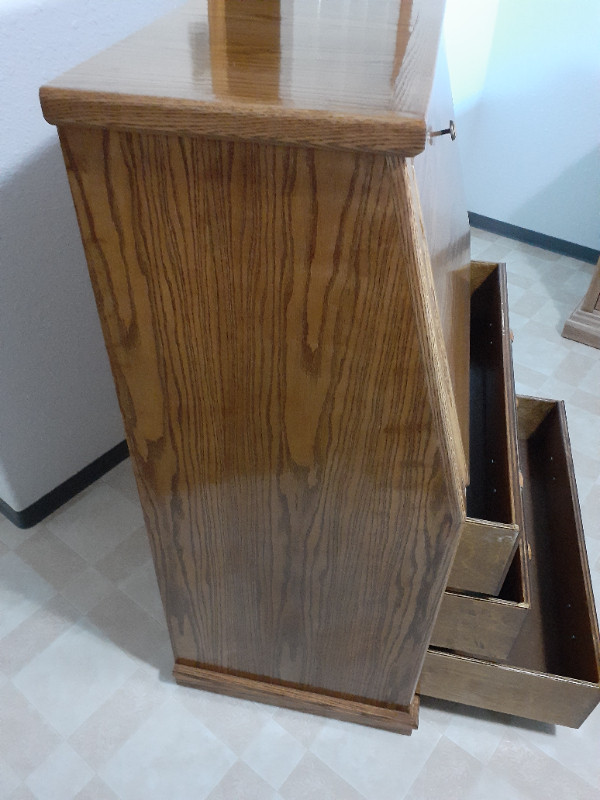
[0,0,184,511]
[445,0,600,251]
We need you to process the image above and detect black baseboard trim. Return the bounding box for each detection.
[0,440,129,530]
[469,213,600,265]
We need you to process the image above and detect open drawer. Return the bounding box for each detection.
[447,262,522,595]
[421,398,600,728]
[431,535,530,660]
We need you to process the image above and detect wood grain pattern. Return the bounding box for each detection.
[59,125,463,709]
[421,399,600,728]
[431,584,528,661]
[39,0,447,155]
[447,518,519,595]
[387,157,468,504]
[413,39,471,466]
[173,661,419,734]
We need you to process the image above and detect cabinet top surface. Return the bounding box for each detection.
[41,0,446,154]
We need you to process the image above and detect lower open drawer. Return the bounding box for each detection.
[420,398,600,728]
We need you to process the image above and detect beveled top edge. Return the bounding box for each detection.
[40,88,427,155]
[40,0,446,153]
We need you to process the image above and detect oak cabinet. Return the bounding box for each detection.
[40,0,599,733]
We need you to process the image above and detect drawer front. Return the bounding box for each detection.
[448,518,519,595]
[447,262,522,595]
[421,398,600,728]
[430,583,528,661]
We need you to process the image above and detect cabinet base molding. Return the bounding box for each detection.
[561,304,600,350]
[173,660,419,734]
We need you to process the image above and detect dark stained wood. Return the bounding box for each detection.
[431,582,528,661]
[421,399,600,728]
[173,660,419,734]
[447,263,521,595]
[40,0,449,156]
[59,125,463,710]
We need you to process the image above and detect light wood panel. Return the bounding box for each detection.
[59,126,463,710]
[40,0,447,155]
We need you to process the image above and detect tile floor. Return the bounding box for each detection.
[1,228,599,800]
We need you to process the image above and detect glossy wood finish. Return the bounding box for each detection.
[173,661,419,734]
[387,157,468,495]
[447,263,521,595]
[413,40,471,465]
[40,0,447,155]
[59,125,463,711]
[421,399,600,728]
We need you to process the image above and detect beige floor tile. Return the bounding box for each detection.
[512,240,562,262]
[207,761,282,800]
[0,594,79,676]
[465,766,527,800]
[69,668,169,771]
[13,622,138,737]
[272,706,327,748]
[8,786,38,800]
[73,776,120,800]
[85,589,170,672]
[95,526,151,583]
[309,716,442,800]
[0,757,21,799]
[0,517,38,549]
[26,743,93,800]
[576,358,600,396]
[570,389,600,417]
[99,698,236,800]
[489,735,599,800]
[279,752,365,800]
[16,530,87,591]
[404,737,483,800]
[517,703,600,790]
[101,460,142,507]
[181,687,275,755]
[442,705,512,764]
[60,568,113,615]
[47,485,144,564]
[118,560,165,624]
[0,552,55,640]
[0,684,61,779]
[241,719,305,789]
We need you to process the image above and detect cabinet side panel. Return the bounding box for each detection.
[413,41,471,467]
[59,127,460,707]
